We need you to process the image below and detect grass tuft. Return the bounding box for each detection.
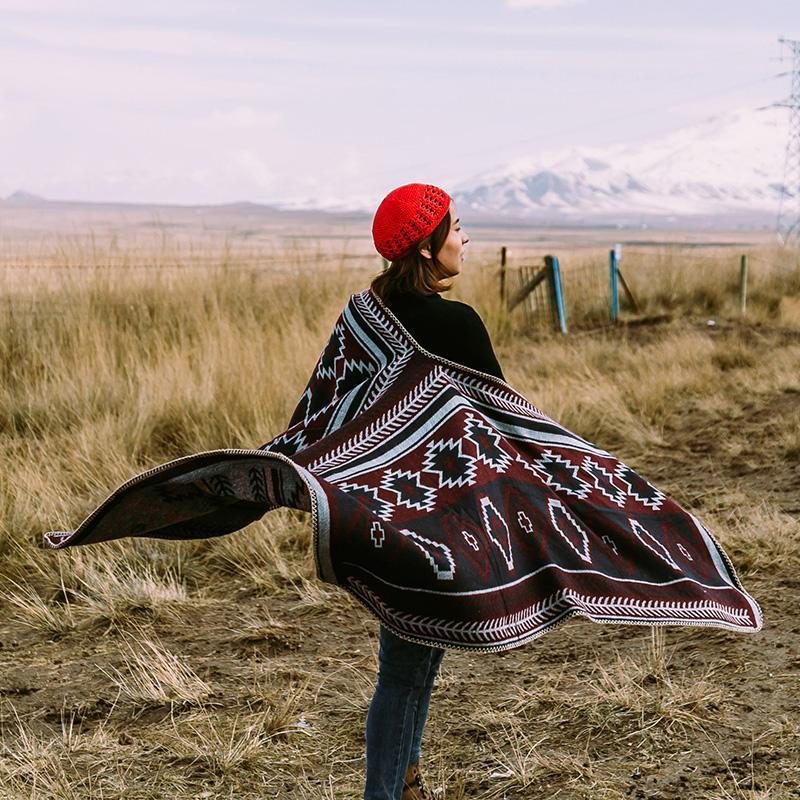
[100,634,212,707]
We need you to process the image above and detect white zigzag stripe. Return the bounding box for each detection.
[348,579,755,648]
[362,347,414,410]
[306,371,446,473]
[460,394,610,456]
[453,373,549,418]
[358,292,410,353]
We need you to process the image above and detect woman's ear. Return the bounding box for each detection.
[417,243,432,260]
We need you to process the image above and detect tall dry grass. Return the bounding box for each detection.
[500,244,800,327]
[1,239,799,798]
[2,241,799,596]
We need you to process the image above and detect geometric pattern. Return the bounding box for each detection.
[601,534,619,555]
[530,450,592,498]
[315,322,375,400]
[465,414,513,473]
[370,521,386,549]
[347,578,758,652]
[422,437,478,488]
[628,518,679,570]
[315,322,347,382]
[548,498,592,564]
[399,529,456,581]
[479,496,515,571]
[581,457,628,507]
[379,469,437,514]
[616,465,666,510]
[677,543,694,561]
[462,530,480,551]
[44,288,763,652]
[517,511,534,535]
[338,481,395,522]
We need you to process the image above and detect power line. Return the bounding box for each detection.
[777,38,800,247]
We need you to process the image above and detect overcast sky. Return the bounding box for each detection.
[1,0,797,206]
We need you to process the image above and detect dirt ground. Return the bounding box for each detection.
[1,319,799,800]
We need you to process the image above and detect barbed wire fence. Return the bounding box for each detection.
[499,244,800,333]
[501,249,568,333]
[2,245,799,328]
[0,251,384,321]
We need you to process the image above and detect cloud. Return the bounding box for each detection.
[5,20,301,60]
[506,0,586,8]
[231,149,275,190]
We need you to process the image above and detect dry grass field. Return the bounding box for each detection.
[1,224,799,799]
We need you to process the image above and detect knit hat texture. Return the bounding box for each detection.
[372,183,451,262]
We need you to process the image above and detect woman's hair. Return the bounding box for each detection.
[370,210,453,300]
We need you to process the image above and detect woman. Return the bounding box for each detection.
[45,188,761,800]
[365,184,504,799]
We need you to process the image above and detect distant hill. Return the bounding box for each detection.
[4,190,49,206]
[0,191,368,224]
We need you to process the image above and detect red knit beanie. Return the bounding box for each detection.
[372,183,451,262]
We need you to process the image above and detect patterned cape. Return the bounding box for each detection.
[44,289,762,651]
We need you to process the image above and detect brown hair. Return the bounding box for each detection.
[370,210,453,300]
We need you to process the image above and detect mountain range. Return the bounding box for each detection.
[4,107,792,228]
[452,107,790,226]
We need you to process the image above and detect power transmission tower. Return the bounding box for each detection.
[777,37,800,246]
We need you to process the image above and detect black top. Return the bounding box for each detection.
[383,290,505,381]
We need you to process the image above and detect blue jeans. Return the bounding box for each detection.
[363,626,445,800]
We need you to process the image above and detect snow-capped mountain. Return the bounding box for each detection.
[453,107,790,224]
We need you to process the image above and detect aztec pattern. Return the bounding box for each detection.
[44,290,762,651]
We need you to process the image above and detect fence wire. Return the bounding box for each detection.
[506,263,553,328]
[501,246,800,330]
[560,260,609,324]
[5,247,799,328]
[1,253,380,271]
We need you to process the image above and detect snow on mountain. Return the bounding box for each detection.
[453,107,790,223]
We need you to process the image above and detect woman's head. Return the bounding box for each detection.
[370,183,469,300]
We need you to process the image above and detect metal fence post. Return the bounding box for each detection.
[547,255,568,334]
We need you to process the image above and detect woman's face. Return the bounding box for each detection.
[420,201,469,277]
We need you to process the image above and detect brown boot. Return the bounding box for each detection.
[402,762,432,800]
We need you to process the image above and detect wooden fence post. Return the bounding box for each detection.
[500,246,507,304]
[617,270,640,313]
[507,263,549,312]
[739,254,748,316]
